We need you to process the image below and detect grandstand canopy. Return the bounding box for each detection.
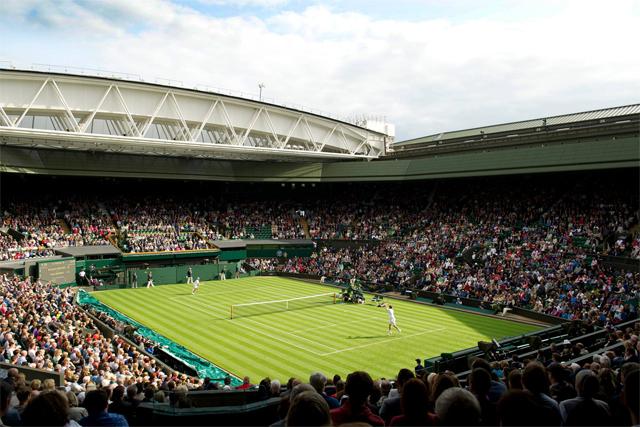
[392,104,640,151]
[0,69,392,162]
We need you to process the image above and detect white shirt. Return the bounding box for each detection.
[388,308,395,321]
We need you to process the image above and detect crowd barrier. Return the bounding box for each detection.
[0,362,64,386]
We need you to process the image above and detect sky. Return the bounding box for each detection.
[1,0,639,142]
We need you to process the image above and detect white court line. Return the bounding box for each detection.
[168,296,336,354]
[319,327,447,356]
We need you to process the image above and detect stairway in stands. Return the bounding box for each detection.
[98,202,118,230]
[299,216,310,238]
[57,218,71,234]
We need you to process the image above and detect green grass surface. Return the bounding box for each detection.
[92,277,540,381]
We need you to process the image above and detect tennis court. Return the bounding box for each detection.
[93,277,540,381]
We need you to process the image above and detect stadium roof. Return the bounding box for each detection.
[393,104,640,148]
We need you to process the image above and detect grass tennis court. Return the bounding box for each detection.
[92,277,540,381]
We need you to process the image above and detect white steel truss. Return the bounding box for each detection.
[0,70,390,161]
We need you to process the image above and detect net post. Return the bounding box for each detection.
[334,293,336,304]
[231,305,233,319]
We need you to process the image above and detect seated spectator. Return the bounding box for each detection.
[310,372,340,409]
[20,390,76,427]
[468,368,498,426]
[380,368,414,424]
[428,373,456,411]
[286,391,332,427]
[12,386,32,414]
[471,359,507,403]
[389,378,435,426]
[79,389,129,427]
[67,391,88,422]
[547,364,576,403]
[109,385,134,422]
[497,390,546,426]
[330,371,384,426]
[621,370,639,427]
[271,379,281,397]
[435,387,481,426]
[508,369,523,390]
[0,382,13,425]
[271,395,290,427]
[237,376,252,389]
[559,370,611,426]
[521,362,561,426]
[271,384,315,427]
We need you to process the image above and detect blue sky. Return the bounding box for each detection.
[1,0,639,141]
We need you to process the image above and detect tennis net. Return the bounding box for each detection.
[231,292,337,319]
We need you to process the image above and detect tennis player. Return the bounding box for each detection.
[387,305,401,335]
[191,277,200,295]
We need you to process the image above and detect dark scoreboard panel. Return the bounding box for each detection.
[38,258,76,285]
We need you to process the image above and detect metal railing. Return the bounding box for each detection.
[30,63,141,81]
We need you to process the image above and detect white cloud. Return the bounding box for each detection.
[1,0,638,141]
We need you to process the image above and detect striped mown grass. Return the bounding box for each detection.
[92,277,540,381]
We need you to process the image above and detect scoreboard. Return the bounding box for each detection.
[37,258,76,285]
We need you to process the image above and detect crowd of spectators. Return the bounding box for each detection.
[65,200,115,246]
[249,258,279,271]
[2,314,638,426]
[2,173,638,258]
[122,232,212,253]
[0,274,208,398]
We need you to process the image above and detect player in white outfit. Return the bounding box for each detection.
[387,305,402,335]
[191,277,200,295]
